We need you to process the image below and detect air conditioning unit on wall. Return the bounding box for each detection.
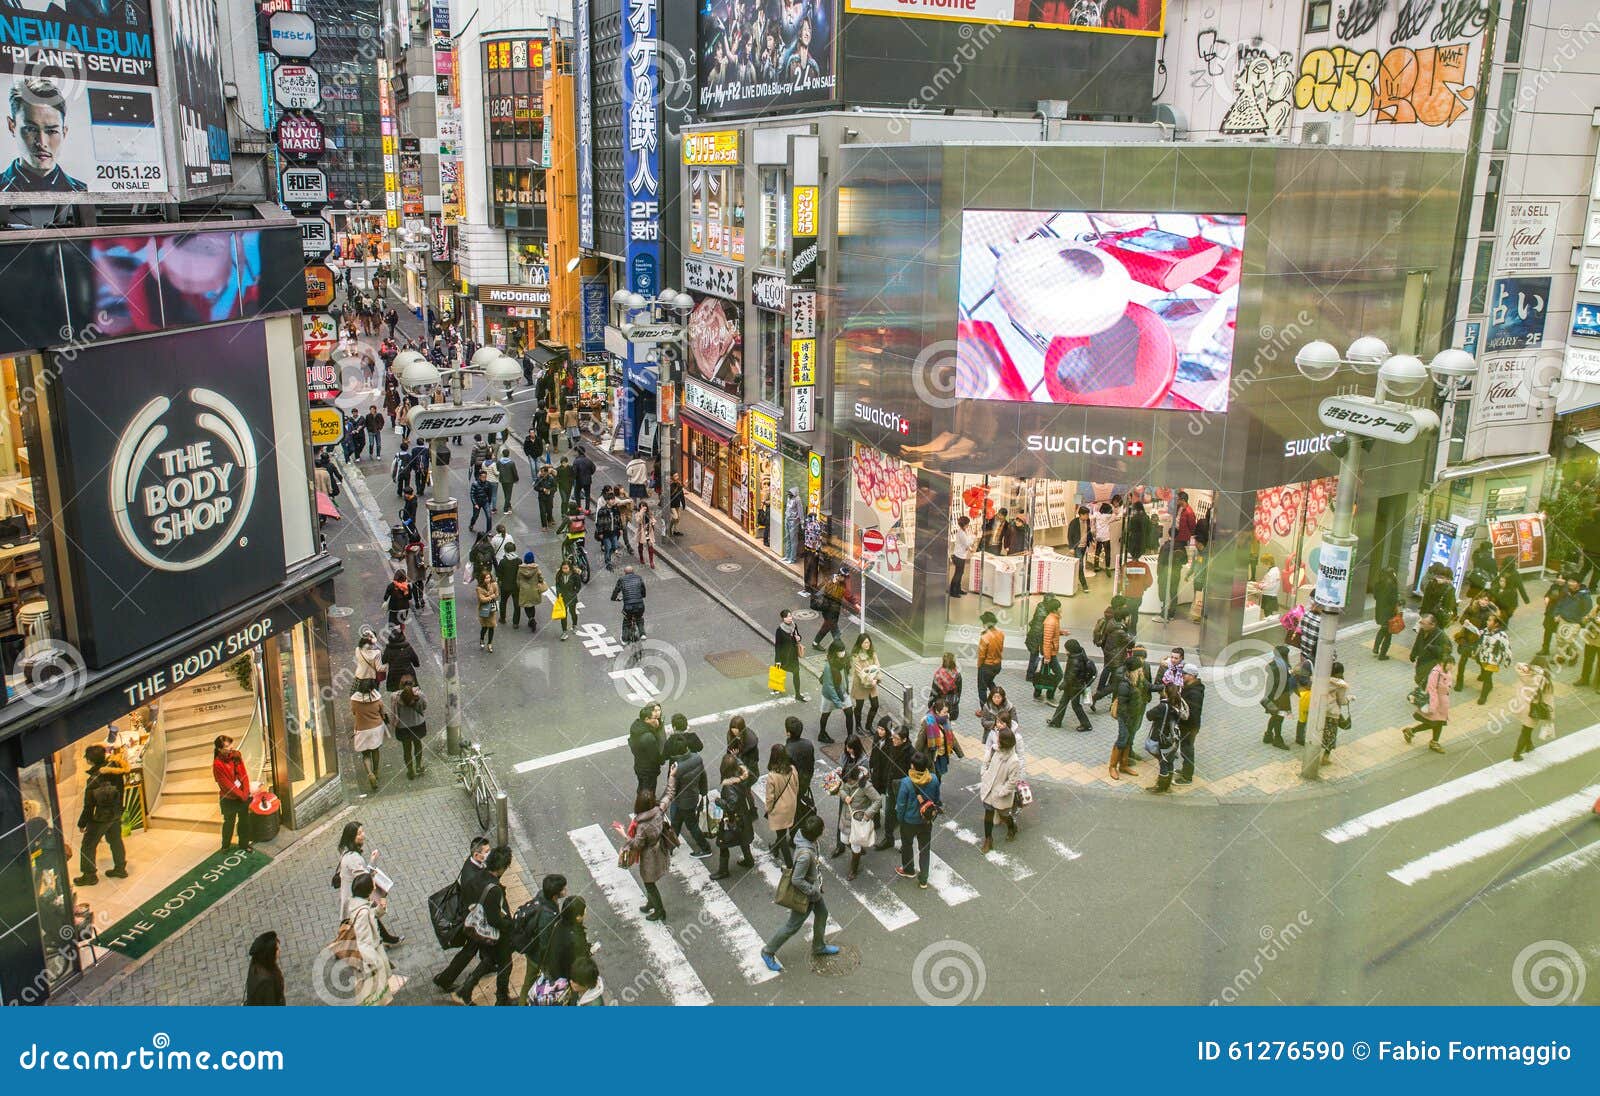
[1303,114,1357,146]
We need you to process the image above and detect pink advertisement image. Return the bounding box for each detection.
[955,210,1246,412]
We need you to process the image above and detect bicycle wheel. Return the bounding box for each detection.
[579,554,592,584]
[474,773,494,830]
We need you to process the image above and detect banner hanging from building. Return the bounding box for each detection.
[172,0,232,187]
[0,0,168,202]
[433,2,462,224]
[576,0,595,250]
[621,0,663,450]
[697,0,836,117]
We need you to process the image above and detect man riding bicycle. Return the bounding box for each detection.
[612,565,647,642]
[562,504,591,581]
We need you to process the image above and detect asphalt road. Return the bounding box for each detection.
[321,389,1600,1008]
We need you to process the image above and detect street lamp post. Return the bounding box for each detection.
[1293,338,1464,779]
[395,347,523,756]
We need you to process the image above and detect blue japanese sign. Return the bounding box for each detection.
[1461,321,1479,358]
[1572,300,1600,340]
[1485,277,1550,352]
[581,278,609,353]
[576,0,595,251]
[620,0,662,452]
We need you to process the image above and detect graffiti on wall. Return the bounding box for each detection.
[1432,0,1489,42]
[1219,46,1295,135]
[1293,40,1475,126]
[1336,0,1388,40]
[1389,0,1431,43]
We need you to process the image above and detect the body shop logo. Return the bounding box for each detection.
[1025,434,1145,457]
[110,389,259,572]
[854,401,909,435]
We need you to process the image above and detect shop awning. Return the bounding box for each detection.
[1572,429,1600,454]
[1433,452,1549,483]
[526,341,568,367]
[680,406,739,443]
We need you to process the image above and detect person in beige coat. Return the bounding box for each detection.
[849,634,882,730]
[979,728,1023,852]
[764,744,799,868]
[350,686,388,791]
[345,873,398,1005]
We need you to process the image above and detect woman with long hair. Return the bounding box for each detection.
[709,752,756,881]
[244,931,285,1005]
[349,685,389,792]
[849,633,882,731]
[390,678,428,779]
[476,567,499,652]
[623,789,671,922]
[335,821,400,945]
[764,743,799,869]
[819,640,851,742]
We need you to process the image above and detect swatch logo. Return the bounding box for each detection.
[854,401,910,435]
[1025,434,1145,457]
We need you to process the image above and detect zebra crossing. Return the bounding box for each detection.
[1320,721,1600,888]
[562,800,1082,1002]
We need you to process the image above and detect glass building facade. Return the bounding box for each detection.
[302,3,386,207]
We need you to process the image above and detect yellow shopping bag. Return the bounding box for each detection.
[768,664,787,692]
[551,596,567,622]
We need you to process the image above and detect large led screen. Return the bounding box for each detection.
[955,210,1245,413]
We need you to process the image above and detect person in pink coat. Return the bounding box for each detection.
[1401,661,1454,753]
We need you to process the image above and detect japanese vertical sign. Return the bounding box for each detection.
[576,0,596,250]
[433,2,462,224]
[621,0,662,450]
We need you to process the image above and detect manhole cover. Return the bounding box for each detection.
[793,609,819,621]
[810,942,862,977]
[704,649,768,679]
[716,562,743,573]
[328,606,355,618]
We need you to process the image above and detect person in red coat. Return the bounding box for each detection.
[213,735,253,853]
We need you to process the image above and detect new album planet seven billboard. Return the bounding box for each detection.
[0,0,169,202]
[955,210,1245,413]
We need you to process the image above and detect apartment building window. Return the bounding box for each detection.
[1491,72,1518,152]
[1304,0,1331,32]
[757,309,784,408]
[1506,0,1528,64]
[688,168,745,262]
[1468,239,1495,314]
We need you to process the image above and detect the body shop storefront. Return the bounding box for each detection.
[0,222,341,1004]
[830,142,1460,656]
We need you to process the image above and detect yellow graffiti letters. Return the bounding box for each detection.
[1293,46,1380,115]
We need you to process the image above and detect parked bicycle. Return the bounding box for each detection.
[454,740,498,830]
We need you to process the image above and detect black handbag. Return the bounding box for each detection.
[428,880,465,948]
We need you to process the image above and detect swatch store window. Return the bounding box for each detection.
[848,443,919,601]
[1244,477,1340,630]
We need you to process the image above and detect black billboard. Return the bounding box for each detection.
[50,320,287,668]
[697,0,837,117]
[172,0,234,186]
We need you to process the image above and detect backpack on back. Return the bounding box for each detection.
[1092,616,1110,648]
[88,774,121,824]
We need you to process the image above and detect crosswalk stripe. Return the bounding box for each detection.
[1045,836,1084,862]
[666,851,781,984]
[1322,723,1600,844]
[940,819,1035,882]
[568,825,714,1005]
[925,852,980,906]
[1386,785,1600,887]
[818,852,920,932]
[1489,837,1600,895]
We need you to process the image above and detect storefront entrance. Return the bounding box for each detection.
[947,473,1216,652]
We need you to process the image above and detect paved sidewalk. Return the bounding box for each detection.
[59,785,533,1006]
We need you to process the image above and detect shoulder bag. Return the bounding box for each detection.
[463,886,501,945]
[774,861,811,913]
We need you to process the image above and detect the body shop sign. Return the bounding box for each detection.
[275,113,326,162]
[52,322,286,668]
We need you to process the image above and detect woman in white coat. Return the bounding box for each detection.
[979,728,1023,853]
[336,820,400,945]
[345,873,398,1005]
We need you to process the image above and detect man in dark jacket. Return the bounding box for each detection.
[1176,665,1205,785]
[1418,564,1458,626]
[663,734,712,856]
[595,489,623,570]
[573,446,597,510]
[364,406,386,458]
[433,837,495,991]
[1090,609,1130,708]
[469,434,492,468]
[784,715,816,824]
[1539,576,1592,656]
[611,565,647,639]
[74,744,129,885]
[495,539,522,625]
[1046,639,1095,732]
[629,704,664,794]
[1410,614,1452,687]
[496,448,520,508]
[772,609,806,702]
[555,457,576,515]
[870,723,912,851]
[454,845,515,1005]
[469,470,495,534]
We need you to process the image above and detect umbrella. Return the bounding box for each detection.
[317,491,341,520]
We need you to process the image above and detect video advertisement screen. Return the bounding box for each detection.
[955,210,1246,413]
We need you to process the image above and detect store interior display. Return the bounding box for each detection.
[1244,476,1337,631]
[848,443,918,600]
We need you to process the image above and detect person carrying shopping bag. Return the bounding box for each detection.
[1512,655,1556,762]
